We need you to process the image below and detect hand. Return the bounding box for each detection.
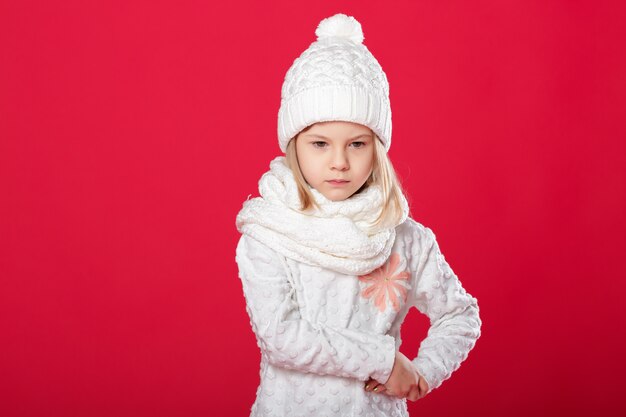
[363,352,429,401]
[405,372,429,402]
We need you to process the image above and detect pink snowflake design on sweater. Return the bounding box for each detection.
[358,253,411,312]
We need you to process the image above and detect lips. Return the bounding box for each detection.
[327,179,349,183]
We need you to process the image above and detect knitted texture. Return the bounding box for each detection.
[277,13,392,153]
[235,156,409,275]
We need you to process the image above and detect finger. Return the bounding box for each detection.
[364,378,373,391]
[372,383,386,393]
[368,381,381,392]
[365,379,383,392]
[406,386,420,402]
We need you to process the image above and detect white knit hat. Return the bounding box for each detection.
[277,13,392,153]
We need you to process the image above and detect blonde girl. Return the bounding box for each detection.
[236,13,481,417]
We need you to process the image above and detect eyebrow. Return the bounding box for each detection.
[303,133,372,140]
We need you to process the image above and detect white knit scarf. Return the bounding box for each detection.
[235,156,409,276]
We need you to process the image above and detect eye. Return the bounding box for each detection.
[312,141,327,148]
[350,141,366,148]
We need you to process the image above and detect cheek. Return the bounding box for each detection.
[356,154,374,177]
[299,163,313,183]
[296,150,318,182]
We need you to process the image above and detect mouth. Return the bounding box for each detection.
[327,179,350,185]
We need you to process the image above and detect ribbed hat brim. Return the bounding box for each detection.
[277,85,391,152]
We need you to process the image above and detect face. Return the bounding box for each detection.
[295,121,375,201]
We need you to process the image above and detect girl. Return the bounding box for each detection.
[235,13,481,417]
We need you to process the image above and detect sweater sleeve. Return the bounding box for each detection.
[408,225,482,394]
[235,234,396,383]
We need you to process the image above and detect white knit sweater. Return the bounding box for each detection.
[235,158,482,417]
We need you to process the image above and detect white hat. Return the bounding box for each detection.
[277,13,392,153]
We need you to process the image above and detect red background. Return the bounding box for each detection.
[1,1,625,416]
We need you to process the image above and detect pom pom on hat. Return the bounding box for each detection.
[315,13,364,44]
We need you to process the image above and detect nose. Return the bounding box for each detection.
[331,148,349,171]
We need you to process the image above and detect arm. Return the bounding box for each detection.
[408,226,482,394]
[235,234,396,383]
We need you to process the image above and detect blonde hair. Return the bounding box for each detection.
[285,126,409,229]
